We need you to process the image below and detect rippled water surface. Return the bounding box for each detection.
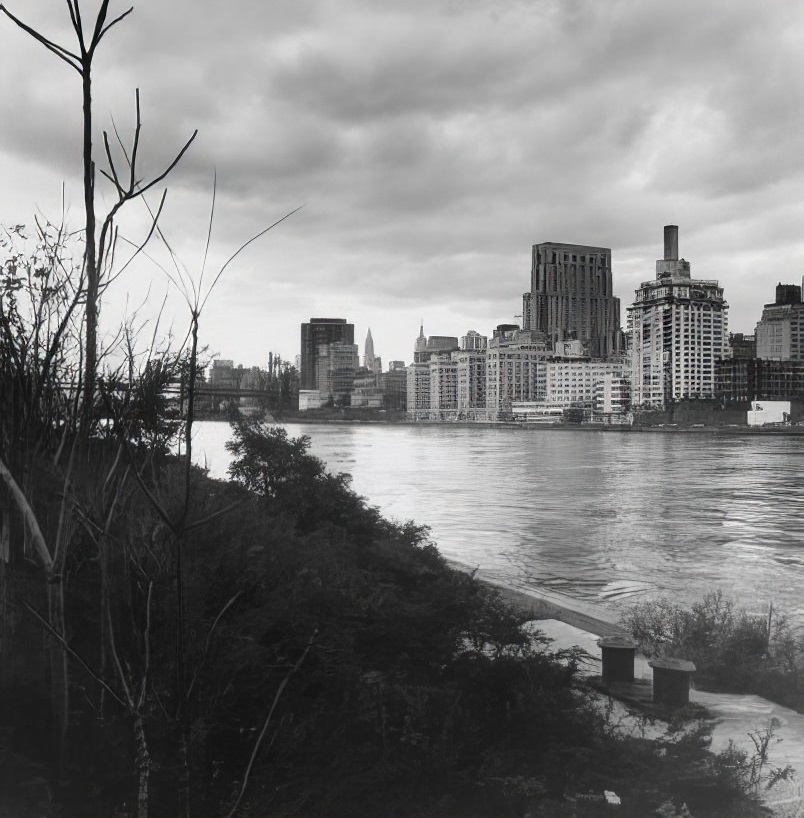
[194,421,804,626]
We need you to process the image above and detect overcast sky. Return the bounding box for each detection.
[2,0,804,369]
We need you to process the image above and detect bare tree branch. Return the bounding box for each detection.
[96,5,133,46]
[0,455,53,572]
[197,169,217,298]
[135,129,198,199]
[184,500,243,533]
[66,0,88,55]
[185,589,245,701]
[110,190,169,283]
[138,580,154,710]
[129,89,143,193]
[0,6,82,71]
[102,131,125,195]
[107,602,135,709]
[224,630,318,818]
[24,601,127,708]
[200,205,304,313]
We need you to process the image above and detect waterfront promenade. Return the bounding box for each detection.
[449,559,627,637]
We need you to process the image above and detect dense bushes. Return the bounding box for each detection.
[622,590,802,709]
[2,420,789,817]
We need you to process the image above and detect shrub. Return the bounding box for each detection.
[622,591,803,709]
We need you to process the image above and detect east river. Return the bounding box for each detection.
[193,421,804,629]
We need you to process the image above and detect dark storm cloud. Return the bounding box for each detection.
[2,0,804,363]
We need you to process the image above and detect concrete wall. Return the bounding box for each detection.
[633,399,752,427]
[747,400,792,426]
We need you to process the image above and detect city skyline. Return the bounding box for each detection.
[3,1,804,368]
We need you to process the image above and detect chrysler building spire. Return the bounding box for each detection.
[364,328,376,372]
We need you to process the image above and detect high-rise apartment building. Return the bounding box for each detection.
[406,361,431,419]
[628,226,728,408]
[429,356,458,420]
[525,241,622,358]
[300,318,354,390]
[755,283,804,361]
[455,331,488,419]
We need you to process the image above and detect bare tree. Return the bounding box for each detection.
[125,186,301,817]
[0,0,195,799]
[0,0,196,432]
[0,219,85,763]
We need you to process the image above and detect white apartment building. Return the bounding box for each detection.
[594,374,631,415]
[485,338,551,420]
[429,356,459,420]
[454,349,487,419]
[545,358,629,407]
[406,361,431,420]
[453,331,488,419]
[628,226,728,408]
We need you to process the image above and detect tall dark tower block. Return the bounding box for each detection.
[526,242,622,358]
[300,318,354,390]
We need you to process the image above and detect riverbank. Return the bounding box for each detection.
[236,413,804,436]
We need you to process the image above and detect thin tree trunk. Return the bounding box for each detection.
[176,314,199,818]
[47,577,69,776]
[177,727,191,818]
[81,64,98,435]
[134,713,150,818]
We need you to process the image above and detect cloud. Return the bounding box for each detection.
[2,0,803,365]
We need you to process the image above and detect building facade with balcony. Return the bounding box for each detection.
[406,361,432,420]
[593,374,632,416]
[429,356,459,421]
[628,226,728,408]
[485,331,552,420]
[545,357,630,408]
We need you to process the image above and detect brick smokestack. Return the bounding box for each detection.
[664,225,678,261]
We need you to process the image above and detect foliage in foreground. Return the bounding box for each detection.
[622,590,802,710]
[0,420,788,817]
